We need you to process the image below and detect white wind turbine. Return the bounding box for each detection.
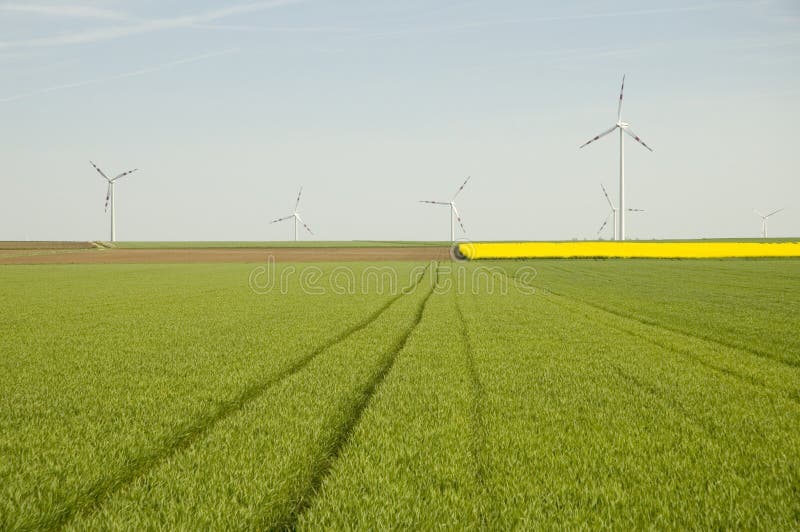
[597,183,644,240]
[754,208,784,238]
[271,187,313,241]
[420,176,471,242]
[90,161,138,242]
[580,75,653,241]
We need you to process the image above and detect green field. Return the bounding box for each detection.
[1,259,799,529]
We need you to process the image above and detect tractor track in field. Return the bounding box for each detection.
[602,315,798,404]
[275,264,440,530]
[535,265,798,367]
[555,295,799,404]
[24,269,429,532]
[505,267,799,370]
[503,270,800,406]
[560,290,797,369]
[545,262,793,299]
[497,270,727,440]
[607,363,721,440]
[453,290,490,530]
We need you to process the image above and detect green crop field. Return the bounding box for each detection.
[1,259,799,529]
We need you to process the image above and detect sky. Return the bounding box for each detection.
[1,0,798,242]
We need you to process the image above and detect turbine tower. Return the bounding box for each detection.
[420,176,471,242]
[754,208,784,238]
[90,161,138,242]
[597,183,644,240]
[271,187,313,241]
[580,75,653,240]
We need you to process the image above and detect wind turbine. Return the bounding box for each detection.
[420,176,470,242]
[754,208,784,238]
[271,187,313,241]
[90,161,138,242]
[580,75,653,241]
[597,183,644,240]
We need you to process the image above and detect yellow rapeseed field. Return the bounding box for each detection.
[458,241,800,259]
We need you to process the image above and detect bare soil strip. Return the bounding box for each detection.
[0,241,96,250]
[0,247,450,265]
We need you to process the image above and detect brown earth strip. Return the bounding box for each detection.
[0,241,96,250]
[0,247,451,265]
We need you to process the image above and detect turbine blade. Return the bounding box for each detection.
[270,215,293,224]
[597,213,611,235]
[419,200,450,205]
[617,74,625,122]
[452,176,471,201]
[90,160,110,181]
[112,168,138,182]
[294,186,303,211]
[452,204,466,233]
[296,214,313,235]
[754,209,764,218]
[627,208,644,212]
[579,125,617,149]
[601,183,614,209]
[766,208,785,218]
[104,183,110,212]
[622,127,654,152]
[112,168,138,181]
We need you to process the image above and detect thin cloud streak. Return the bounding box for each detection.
[354,3,729,40]
[0,49,239,103]
[0,4,129,20]
[0,0,302,49]
[189,23,356,34]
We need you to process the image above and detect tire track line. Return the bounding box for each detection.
[453,289,490,530]
[606,362,720,439]
[557,294,798,403]
[504,269,800,405]
[26,268,428,532]
[499,271,765,443]
[523,266,798,368]
[546,262,792,300]
[277,264,440,530]
[495,269,724,435]
[567,291,797,369]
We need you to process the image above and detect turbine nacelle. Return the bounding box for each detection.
[754,208,784,238]
[90,160,138,242]
[420,176,471,242]
[271,186,314,240]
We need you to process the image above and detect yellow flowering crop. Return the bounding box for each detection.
[458,241,800,259]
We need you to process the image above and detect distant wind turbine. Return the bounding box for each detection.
[580,75,653,241]
[420,176,471,242]
[598,183,643,240]
[90,161,138,242]
[271,187,313,241]
[754,208,784,238]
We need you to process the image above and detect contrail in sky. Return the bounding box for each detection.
[0,4,129,20]
[0,49,239,103]
[0,0,301,49]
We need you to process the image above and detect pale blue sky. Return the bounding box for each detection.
[1,0,798,241]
